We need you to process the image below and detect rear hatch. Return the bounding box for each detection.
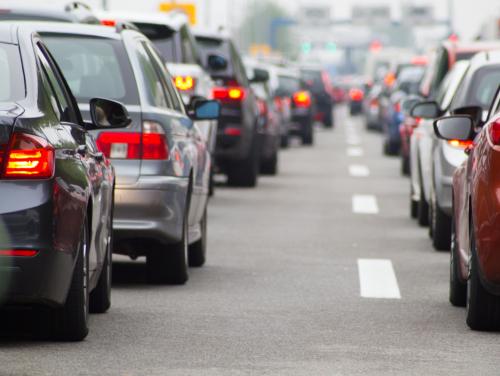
[43,34,143,186]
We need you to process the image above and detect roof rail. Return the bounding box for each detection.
[64,1,92,11]
[115,21,140,33]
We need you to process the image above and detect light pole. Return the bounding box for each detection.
[102,0,108,11]
[448,0,454,33]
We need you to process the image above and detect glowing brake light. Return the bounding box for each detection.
[0,249,38,257]
[212,87,246,101]
[96,122,168,160]
[293,91,311,107]
[2,133,54,179]
[100,19,116,27]
[174,76,196,91]
[349,88,364,101]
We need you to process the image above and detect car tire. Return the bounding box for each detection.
[227,137,259,187]
[280,134,289,149]
[147,207,189,285]
[417,178,429,226]
[49,219,90,341]
[324,110,334,128]
[209,166,215,197]
[410,184,418,219]
[89,229,112,314]
[302,121,314,146]
[449,217,466,307]
[260,152,278,175]
[432,201,451,251]
[188,207,207,267]
[401,156,410,176]
[466,230,500,331]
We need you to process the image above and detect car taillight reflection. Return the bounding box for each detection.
[2,132,55,179]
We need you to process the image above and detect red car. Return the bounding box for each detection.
[434,88,500,330]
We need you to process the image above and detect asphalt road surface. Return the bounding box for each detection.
[2,106,500,375]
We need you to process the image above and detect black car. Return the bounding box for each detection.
[0,23,130,341]
[194,30,261,187]
[300,67,335,128]
[0,2,100,24]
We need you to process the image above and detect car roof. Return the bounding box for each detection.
[0,3,99,24]
[9,21,129,40]
[0,22,17,44]
[96,10,188,31]
[192,28,229,41]
[443,40,500,54]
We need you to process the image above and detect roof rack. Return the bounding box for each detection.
[64,1,92,12]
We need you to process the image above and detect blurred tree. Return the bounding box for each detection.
[235,0,295,58]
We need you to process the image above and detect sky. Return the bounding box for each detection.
[5,0,500,41]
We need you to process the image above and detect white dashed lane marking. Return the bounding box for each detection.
[358,259,401,299]
[346,147,364,157]
[352,195,379,214]
[349,165,370,177]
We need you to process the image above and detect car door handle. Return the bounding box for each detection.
[76,145,87,156]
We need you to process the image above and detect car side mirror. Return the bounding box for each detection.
[433,115,473,141]
[401,97,421,115]
[190,99,220,121]
[411,101,441,119]
[250,68,269,83]
[88,98,131,130]
[452,105,483,126]
[207,54,227,71]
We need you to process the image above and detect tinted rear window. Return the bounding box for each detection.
[134,23,177,62]
[301,70,323,91]
[0,43,25,102]
[43,35,140,105]
[195,36,232,75]
[277,76,300,96]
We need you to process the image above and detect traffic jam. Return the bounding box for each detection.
[1,1,500,375]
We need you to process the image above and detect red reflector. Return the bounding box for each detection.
[490,119,500,145]
[101,19,116,27]
[212,87,246,101]
[349,88,364,101]
[224,127,242,136]
[0,250,38,257]
[174,76,196,91]
[293,91,311,108]
[3,133,54,179]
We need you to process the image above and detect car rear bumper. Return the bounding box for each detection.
[113,175,189,251]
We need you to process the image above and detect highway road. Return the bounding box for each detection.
[1,107,500,375]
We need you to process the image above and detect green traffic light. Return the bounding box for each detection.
[301,42,312,54]
[326,42,336,52]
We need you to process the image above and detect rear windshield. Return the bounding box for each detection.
[195,36,232,75]
[301,70,323,91]
[0,43,25,102]
[452,65,500,110]
[277,76,300,96]
[134,23,177,62]
[43,35,140,105]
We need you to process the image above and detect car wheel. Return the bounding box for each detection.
[432,201,452,251]
[410,184,418,219]
[417,179,429,226]
[449,217,466,307]
[188,207,207,267]
[324,110,334,128]
[401,156,410,176]
[49,219,90,341]
[302,121,314,146]
[466,229,500,330]
[147,207,189,285]
[209,166,215,197]
[89,229,112,314]
[280,134,289,149]
[260,152,278,175]
[227,137,259,187]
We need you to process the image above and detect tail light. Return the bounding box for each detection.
[212,87,246,101]
[1,132,55,179]
[100,19,116,27]
[174,76,196,91]
[224,127,241,136]
[394,102,401,113]
[293,91,311,108]
[349,88,364,101]
[96,121,168,160]
[447,139,474,149]
[0,249,38,257]
[489,119,500,145]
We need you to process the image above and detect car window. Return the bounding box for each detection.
[277,76,300,96]
[195,36,233,77]
[301,70,323,92]
[179,25,200,65]
[133,23,177,62]
[36,44,79,124]
[0,43,25,102]
[43,35,140,105]
[142,41,185,113]
[435,61,469,111]
[230,42,249,87]
[453,65,500,110]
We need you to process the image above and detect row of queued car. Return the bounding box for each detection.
[362,38,500,331]
[0,3,338,341]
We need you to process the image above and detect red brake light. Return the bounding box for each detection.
[349,88,364,101]
[2,133,54,179]
[293,91,311,107]
[100,19,116,27]
[0,249,38,257]
[489,119,500,145]
[224,127,242,136]
[96,122,168,160]
[174,76,196,91]
[212,87,246,101]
